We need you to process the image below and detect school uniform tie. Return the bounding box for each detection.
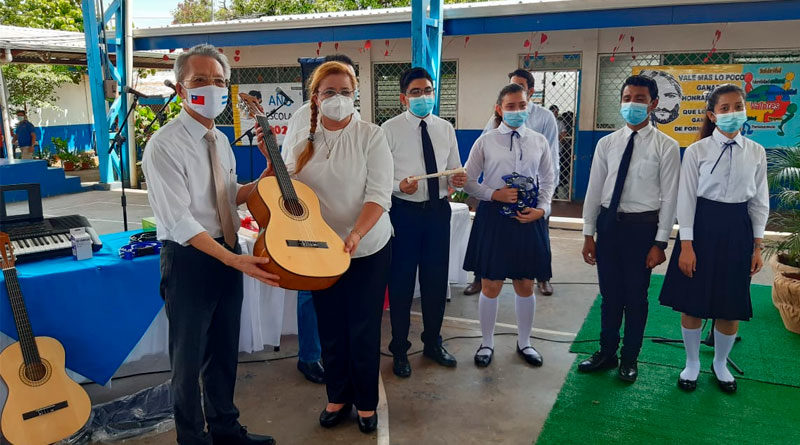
[205,130,238,249]
[608,131,637,216]
[711,140,736,174]
[510,130,521,160]
[420,120,439,202]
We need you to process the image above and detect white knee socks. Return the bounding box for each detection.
[680,327,701,381]
[478,292,498,356]
[713,329,736,382]
[516,294,535,350]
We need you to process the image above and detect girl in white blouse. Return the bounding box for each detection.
[463,83,555,368]
[258,61,393,434]
[659,84,768,394]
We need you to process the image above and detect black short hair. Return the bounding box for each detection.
[399,67,433,93]
[549,105,559,112]
[324,54,355,69]
[248,90,262,101]
[620,75,658,101]
[507,69,535,90]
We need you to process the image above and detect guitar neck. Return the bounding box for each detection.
[254,115,298,201]
[2,267,42,366]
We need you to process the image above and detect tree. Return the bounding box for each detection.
[1,64,81,113]
[0,0,83,31]
[172,0,213,24]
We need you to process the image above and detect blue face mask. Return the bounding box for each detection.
[714,110,748,133]
[408,95,436,117]
[502,109,529,128]
[620,102,650,126]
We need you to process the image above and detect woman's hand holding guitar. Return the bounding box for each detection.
[254,124,275,177]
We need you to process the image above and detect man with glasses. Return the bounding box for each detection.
[141,44,276,445]
[381,67,466,377]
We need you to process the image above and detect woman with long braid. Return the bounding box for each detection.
[257,61,393,433]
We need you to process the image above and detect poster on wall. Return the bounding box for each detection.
[231,83,304,146]
[633,64,798,148]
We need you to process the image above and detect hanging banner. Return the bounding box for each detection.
[231,83,303,146]
[632,64,798,148]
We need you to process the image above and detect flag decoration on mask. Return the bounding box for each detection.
[191,95,205,105]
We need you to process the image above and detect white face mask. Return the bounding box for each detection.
[182,84,229,120]
[319,95,355,122]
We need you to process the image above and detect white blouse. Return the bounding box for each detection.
[677,128,769,240]
[464,123,555,216]
[284,117,394,258]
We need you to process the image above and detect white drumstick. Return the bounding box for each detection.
[408,167,466,182]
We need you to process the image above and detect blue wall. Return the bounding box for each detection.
[34,123,95,154]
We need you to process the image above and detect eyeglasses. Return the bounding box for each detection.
[183,76,229,88]
[318,89,354,99]
[405,87,435,98]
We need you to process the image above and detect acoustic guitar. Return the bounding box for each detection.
[238,93,351,290]
[0,232,91,445]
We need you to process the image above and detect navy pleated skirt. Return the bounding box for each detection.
[659,197,754,321]
[463,201,552,281]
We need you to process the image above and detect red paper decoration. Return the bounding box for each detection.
[162,54,169,61]
[704,28,724,63]
[384,50,389,57]
[235,49,241,55]
[385,40,390,47]
[464,36,470,47]
[234,56,240,62]
[610,33,625,62]
[335,42,339,51]
[523,39,531,48]
[540,33,548,44]
[169,48,175,53]
[364,40,372,49]
[317,42,322,49]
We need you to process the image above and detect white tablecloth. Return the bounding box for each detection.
[413,202,472,299]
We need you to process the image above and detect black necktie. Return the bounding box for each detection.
[711,140,736,174]
[510,130,521,160]
[420,120,439,202]
[608,131,637,216]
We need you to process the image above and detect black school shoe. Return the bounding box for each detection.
[711,364,737,393]
[423,344,457,367]
[211,426,275,445]
[474,345,494,367]
[393,355,411,378]
[319,404,353,428]
[297,360,325,384]
[516,344,543,367]
[577,351,619,372]
[678,376,698,392]
[617,361,638,382]
[358,413,378,434]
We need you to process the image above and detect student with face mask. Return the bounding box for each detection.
[580,75,680,383]
[381,67,466,378]
[142,44,277,445]
[463,83,555,368]
[259,61,393,434]
[659,84,768,394]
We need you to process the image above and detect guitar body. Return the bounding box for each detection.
[247,176,350,290]
[0,336,91,445]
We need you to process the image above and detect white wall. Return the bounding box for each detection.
[27,74,93,128]
[222,19,800,132]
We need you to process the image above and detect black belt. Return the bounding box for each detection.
[392,196,448,210]
[601,207,659,224]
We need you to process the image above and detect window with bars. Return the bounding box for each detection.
[372,61,458,127]
[594,50,800,131]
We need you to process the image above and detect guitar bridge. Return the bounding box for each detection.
[286,240,329,249]
[22,401,69,420]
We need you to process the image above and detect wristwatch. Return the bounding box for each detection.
[653,241,668,250]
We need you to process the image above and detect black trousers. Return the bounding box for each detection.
[312,241,391,411]
[388,197,450,355]
[160,238,243,445]
[595,208,657,363]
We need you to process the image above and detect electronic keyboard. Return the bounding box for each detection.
[0,215,102,263]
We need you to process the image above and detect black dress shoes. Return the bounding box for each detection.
[357,413,378,434]
[297,360,325,384]
[423,345,457,367]
[618,361,638,382]
[463,279,482,296]
[678,376,698,392]
[711,364,737,393]
[516,344,543,367]
[319,404,352,428]
[393,355,411,378]
[537,280,554,296]
[211,426,275,445]
[474,345,494,367]
[577,351,618,373]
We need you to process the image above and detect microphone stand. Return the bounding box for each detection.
[108,94,141,232]
[140,91,178,141]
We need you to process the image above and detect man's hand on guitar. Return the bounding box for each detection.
[399,177,419,195]
[226,254,280,286]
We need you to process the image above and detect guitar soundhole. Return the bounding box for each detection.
[19,360,52,386]
[279,198,309,221]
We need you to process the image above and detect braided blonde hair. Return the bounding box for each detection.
[295,61,358,174]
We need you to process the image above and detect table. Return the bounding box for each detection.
[413,202,472,298]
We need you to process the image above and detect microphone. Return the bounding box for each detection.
[163,79,176,91]
[275,86,294,105]
[123,86,160,98]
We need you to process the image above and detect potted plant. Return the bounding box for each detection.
[52,137,79,171]
[766,144,800,334]
[78,151,97,169]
